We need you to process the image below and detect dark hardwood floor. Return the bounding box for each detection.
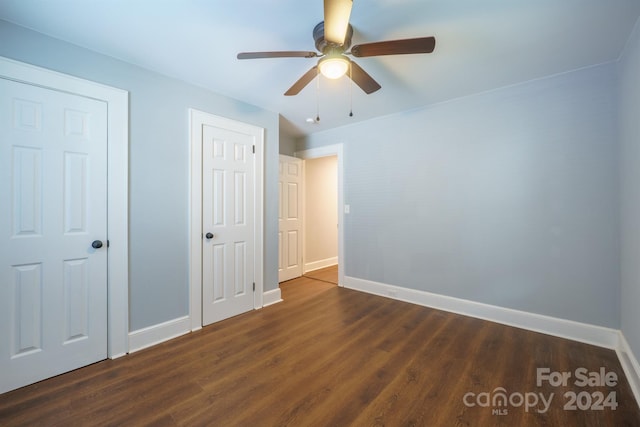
[1,274,639,426]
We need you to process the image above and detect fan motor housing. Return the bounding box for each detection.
[313,21,353,53]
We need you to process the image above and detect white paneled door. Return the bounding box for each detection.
[201,124,255,326]
[278,155,303,282]
[0,78,108,394]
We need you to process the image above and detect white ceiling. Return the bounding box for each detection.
[1,0,639,137]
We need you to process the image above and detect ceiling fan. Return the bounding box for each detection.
[237,0,436,96]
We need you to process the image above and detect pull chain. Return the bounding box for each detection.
[349,62,353,117]
[316,68,321,122]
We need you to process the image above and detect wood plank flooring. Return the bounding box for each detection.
[302,265,339,284]
[1,273,639,426]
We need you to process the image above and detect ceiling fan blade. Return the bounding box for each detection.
[348,61,381,94]
[237,51,318,60]
[351,37,436,57]
[284,66,319,96]
[324,0,353,45]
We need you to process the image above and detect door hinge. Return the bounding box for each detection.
[253,282,255,292]
[252,145,255,154]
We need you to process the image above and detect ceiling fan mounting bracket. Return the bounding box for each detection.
[313,21,353,54]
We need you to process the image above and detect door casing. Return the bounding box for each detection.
[0,56,130,358]
[188,108,264,331]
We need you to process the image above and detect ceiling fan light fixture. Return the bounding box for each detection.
[319,56,349,79]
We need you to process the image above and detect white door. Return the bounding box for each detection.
[278,155,303,282]
[0,78,108,394]
[201,124,255,325]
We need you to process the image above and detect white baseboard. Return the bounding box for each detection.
[108,352,127,360]
[616,332,640,407]
[342,276,620,349]
[263,288,283,307]
[128,290,284,354]
[304,257,338,273]
[128,315,191,353]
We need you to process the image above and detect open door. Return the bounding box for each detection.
[278,155,303,282]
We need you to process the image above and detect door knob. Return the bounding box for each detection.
[92,240,103,249]
[205,232,214,239]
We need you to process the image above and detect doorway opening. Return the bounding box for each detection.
[294,144,345,287]
[301,155,338,285]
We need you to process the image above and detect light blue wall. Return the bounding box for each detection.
[620,18,640,359]
[0,20,280,331]
[1,16,631,335]
[301,63,620,328]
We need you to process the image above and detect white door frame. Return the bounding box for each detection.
[188,109,264,331]
[295,144,344,286]
[0,56,130,358]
